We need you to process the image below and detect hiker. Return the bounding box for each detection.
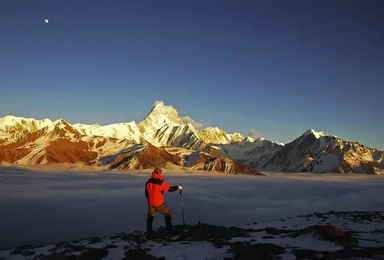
[145,167,182,236]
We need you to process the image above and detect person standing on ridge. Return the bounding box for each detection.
[145,167,182,237]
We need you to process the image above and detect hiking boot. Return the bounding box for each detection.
[147,216,154,233]
[165,215,173,233]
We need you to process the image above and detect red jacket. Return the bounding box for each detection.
[145,172,178,206]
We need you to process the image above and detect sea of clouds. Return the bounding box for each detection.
[1,166,383,250]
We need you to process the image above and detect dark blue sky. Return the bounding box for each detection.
[0,0,383,149]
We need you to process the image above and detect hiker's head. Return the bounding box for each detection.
[154,167,162,175]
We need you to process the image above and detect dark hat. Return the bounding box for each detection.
[154,167,162,174]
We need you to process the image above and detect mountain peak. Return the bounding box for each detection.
[255,137,266,142]
[242,136,255,143]
[2,115,18,119]
[138,101,184,136]
[0,115,50,124]
[45,118,83,139]
[151,100,167,110]
[149,100,181,116]
[229,132,244,142]
[52,118,70,126]
[303,129,327,139]
[0,115,53,135]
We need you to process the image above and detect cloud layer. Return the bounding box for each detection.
[181,116,203,128]
[0,168,383,250]
[249,128,261,137]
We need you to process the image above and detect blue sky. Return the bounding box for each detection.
[0,0,383,149]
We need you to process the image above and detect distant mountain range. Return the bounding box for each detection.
[1,101,383,175]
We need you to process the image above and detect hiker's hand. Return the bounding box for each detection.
[178,186,183,190]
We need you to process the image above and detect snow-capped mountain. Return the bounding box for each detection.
[258,129,384,174]
[191,157,262,175]
[219,137,283,163]
[73,121,144,143]
[0,115,52,143]
[153,123,204,149]
[3,119,92,165]
[241,139,284,169]
[0,117,138,166]
[1,101,383,175]
[137,101,184,142]
[99,143,182,170]
[198,127,244,144]
[138,102,244,147]
[0,102,260,174]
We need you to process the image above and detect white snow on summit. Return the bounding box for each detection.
[303,129,327,139]
[73,121,144,143]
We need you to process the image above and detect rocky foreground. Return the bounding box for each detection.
[1,211,383,260]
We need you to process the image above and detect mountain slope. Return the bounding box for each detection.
[8,119,96,165]
[199,126,244,144]
[0,113,257,174]
[1,101,383,175]
[100,143,182,170]
[138,102,184,142]
[153,123,209,151]
[220,137,283,162]
[260,129,384,174]
[73,122,145,144]
[0,115,52,143]
[191,157,263,175]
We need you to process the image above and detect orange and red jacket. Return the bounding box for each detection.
[145,172,178,207]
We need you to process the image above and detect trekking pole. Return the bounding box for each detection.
[180,190,185,226]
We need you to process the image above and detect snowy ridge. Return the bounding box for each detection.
[1,102,383,174]
[0,112,256,174]
[0,115,53,143]
[138,102,184,138]
[242,136,255,143]
[198,126,244,144]
[258,129,384,174]
[153,123,208,151]
[46,119,83,139]
[219,137,283,161]
[226,132,244,143]
[0,115,52,133]
[73,121,144,143]
[191,156,262,175]
[303,129,327,139]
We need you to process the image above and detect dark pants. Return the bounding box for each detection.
[147,203,172,233]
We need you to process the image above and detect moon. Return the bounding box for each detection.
[44,19,49,24]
